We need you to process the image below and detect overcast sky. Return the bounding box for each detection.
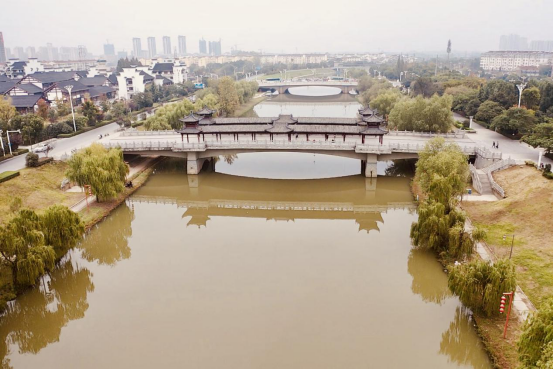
[1,0,552,55]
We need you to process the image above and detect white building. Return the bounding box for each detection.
[480,51,553,71]
[5,58,45,78]
[116,67,147,100]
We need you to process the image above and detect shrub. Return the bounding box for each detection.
[525,160,537,166]
[25,152,39,167]
[517,298,553,368]
[543,171,553,179]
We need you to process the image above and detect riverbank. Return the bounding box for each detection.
[235,95,267,117]
[0,156,159,311]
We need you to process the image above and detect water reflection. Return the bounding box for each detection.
[79,204,135,266]
[407,248,451,305]
[0,256,94,368]
[440,307,491,369]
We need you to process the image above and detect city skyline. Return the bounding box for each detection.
[0,0,551,55]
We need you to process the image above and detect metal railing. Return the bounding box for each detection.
[121,130,177,137]
[475,146,503,159]
[102,141,178,151]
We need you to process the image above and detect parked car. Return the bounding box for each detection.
[32,144,52,153]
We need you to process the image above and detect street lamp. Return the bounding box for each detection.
[6,129,21,155]
[516,82,527,108]
[503,234,515,259]
[65,85,77,131]
[0,130,5,156]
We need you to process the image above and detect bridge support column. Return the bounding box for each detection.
[364,154,378,178]
[342,86,349,94]
[186,152,205,175]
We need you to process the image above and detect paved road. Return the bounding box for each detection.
[453,113,551,165]
[0,123,121,172]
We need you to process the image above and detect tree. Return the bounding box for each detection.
[522,122,553,154]
[448,259,516,317]
[388,95,455,133]
[66,143,129,202]
[396,54,405,79]
[347,68,368,79]
[0,210,56,288]
[0,97,17,132]
[217,77,240,117]
[81,100,101,126]
[36,100,49,120]
[539,81,553,114]
[411,77,439,97]
[491,107,537,135]
[522,87,541,110]
[478,79,517,108]
[370,90,401,119]
[11,114,44,144]
[475,100,505,124]
[518,298,553,368]
[40,205,84,258]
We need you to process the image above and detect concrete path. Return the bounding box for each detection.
[454,113,551,165]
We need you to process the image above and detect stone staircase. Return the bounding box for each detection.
[476,170,493,195]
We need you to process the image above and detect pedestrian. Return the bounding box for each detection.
[492,141,495,148]
[496,142,499,149]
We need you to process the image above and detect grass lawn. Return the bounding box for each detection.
[462,166,553,307]
[234,95,266,117]
[0,162,81,225]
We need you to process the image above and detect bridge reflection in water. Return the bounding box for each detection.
[128,165,415,233]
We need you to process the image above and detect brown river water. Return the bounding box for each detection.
[0,92,492,368]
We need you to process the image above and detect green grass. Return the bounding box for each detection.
[0,171,19,182]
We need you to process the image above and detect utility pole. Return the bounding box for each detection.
[66,85,77,131]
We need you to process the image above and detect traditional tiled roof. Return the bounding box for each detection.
[0,81,17,94]
[79,76,108,87]
[361,126,388,135]
[16,83,43,94]
[179,112,201,124]
[152,63,174,72]
[358,106,377,116]
[296,117,359,125]
[5,95,42,108]
[196,106,216,116]
[362,115,385,124]
[55,80,88,92]
[140,71,154,82]
[88,86,116,98]
[28,71,76,84]
[107,73,118,85]
[10,61,27,70]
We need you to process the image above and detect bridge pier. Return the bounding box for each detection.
[364,154,378,178]
[186,152,206,175]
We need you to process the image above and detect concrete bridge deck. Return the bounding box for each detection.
[258,80,359,94]
[102,129,501,177]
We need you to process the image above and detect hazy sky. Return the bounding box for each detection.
[1,0,552,55]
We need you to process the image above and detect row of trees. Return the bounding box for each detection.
[410,138,517,317]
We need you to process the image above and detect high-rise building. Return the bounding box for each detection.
[499,34,528,51]
[117,51,128,59]
[199,38,207,54]
[208,40,222,56]
[26,46,36,58]
[132,38,142,58]
[162,36,172,56]
[147,37,157,58]
[37,47,48,61]
[104,43,115,56]
[0,32,6,63]
[530,40,553,52]
[178,35,187,55]
[14,47,26,60]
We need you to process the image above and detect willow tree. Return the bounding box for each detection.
[518,298,553,368]
[66,143,129,202]
[41,205,84,258]
[447,259,516,317]
[217,77,239,117]
[410,138,478,259]
[0,210,55,288]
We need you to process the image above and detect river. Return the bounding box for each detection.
[0,88,491,368]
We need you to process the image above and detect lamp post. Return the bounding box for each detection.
[0,130,5,156]
[66,85,77,131]
[499,292,514,339]
[503,234,515,259]
[516,82,526,108]
[6,129,21,155]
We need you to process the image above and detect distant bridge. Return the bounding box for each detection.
[258,80,359,94]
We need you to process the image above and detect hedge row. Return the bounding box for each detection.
[37,157,54,167]
[0,171,20,184]
[0,148,29,163]
[57,120,115,138]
